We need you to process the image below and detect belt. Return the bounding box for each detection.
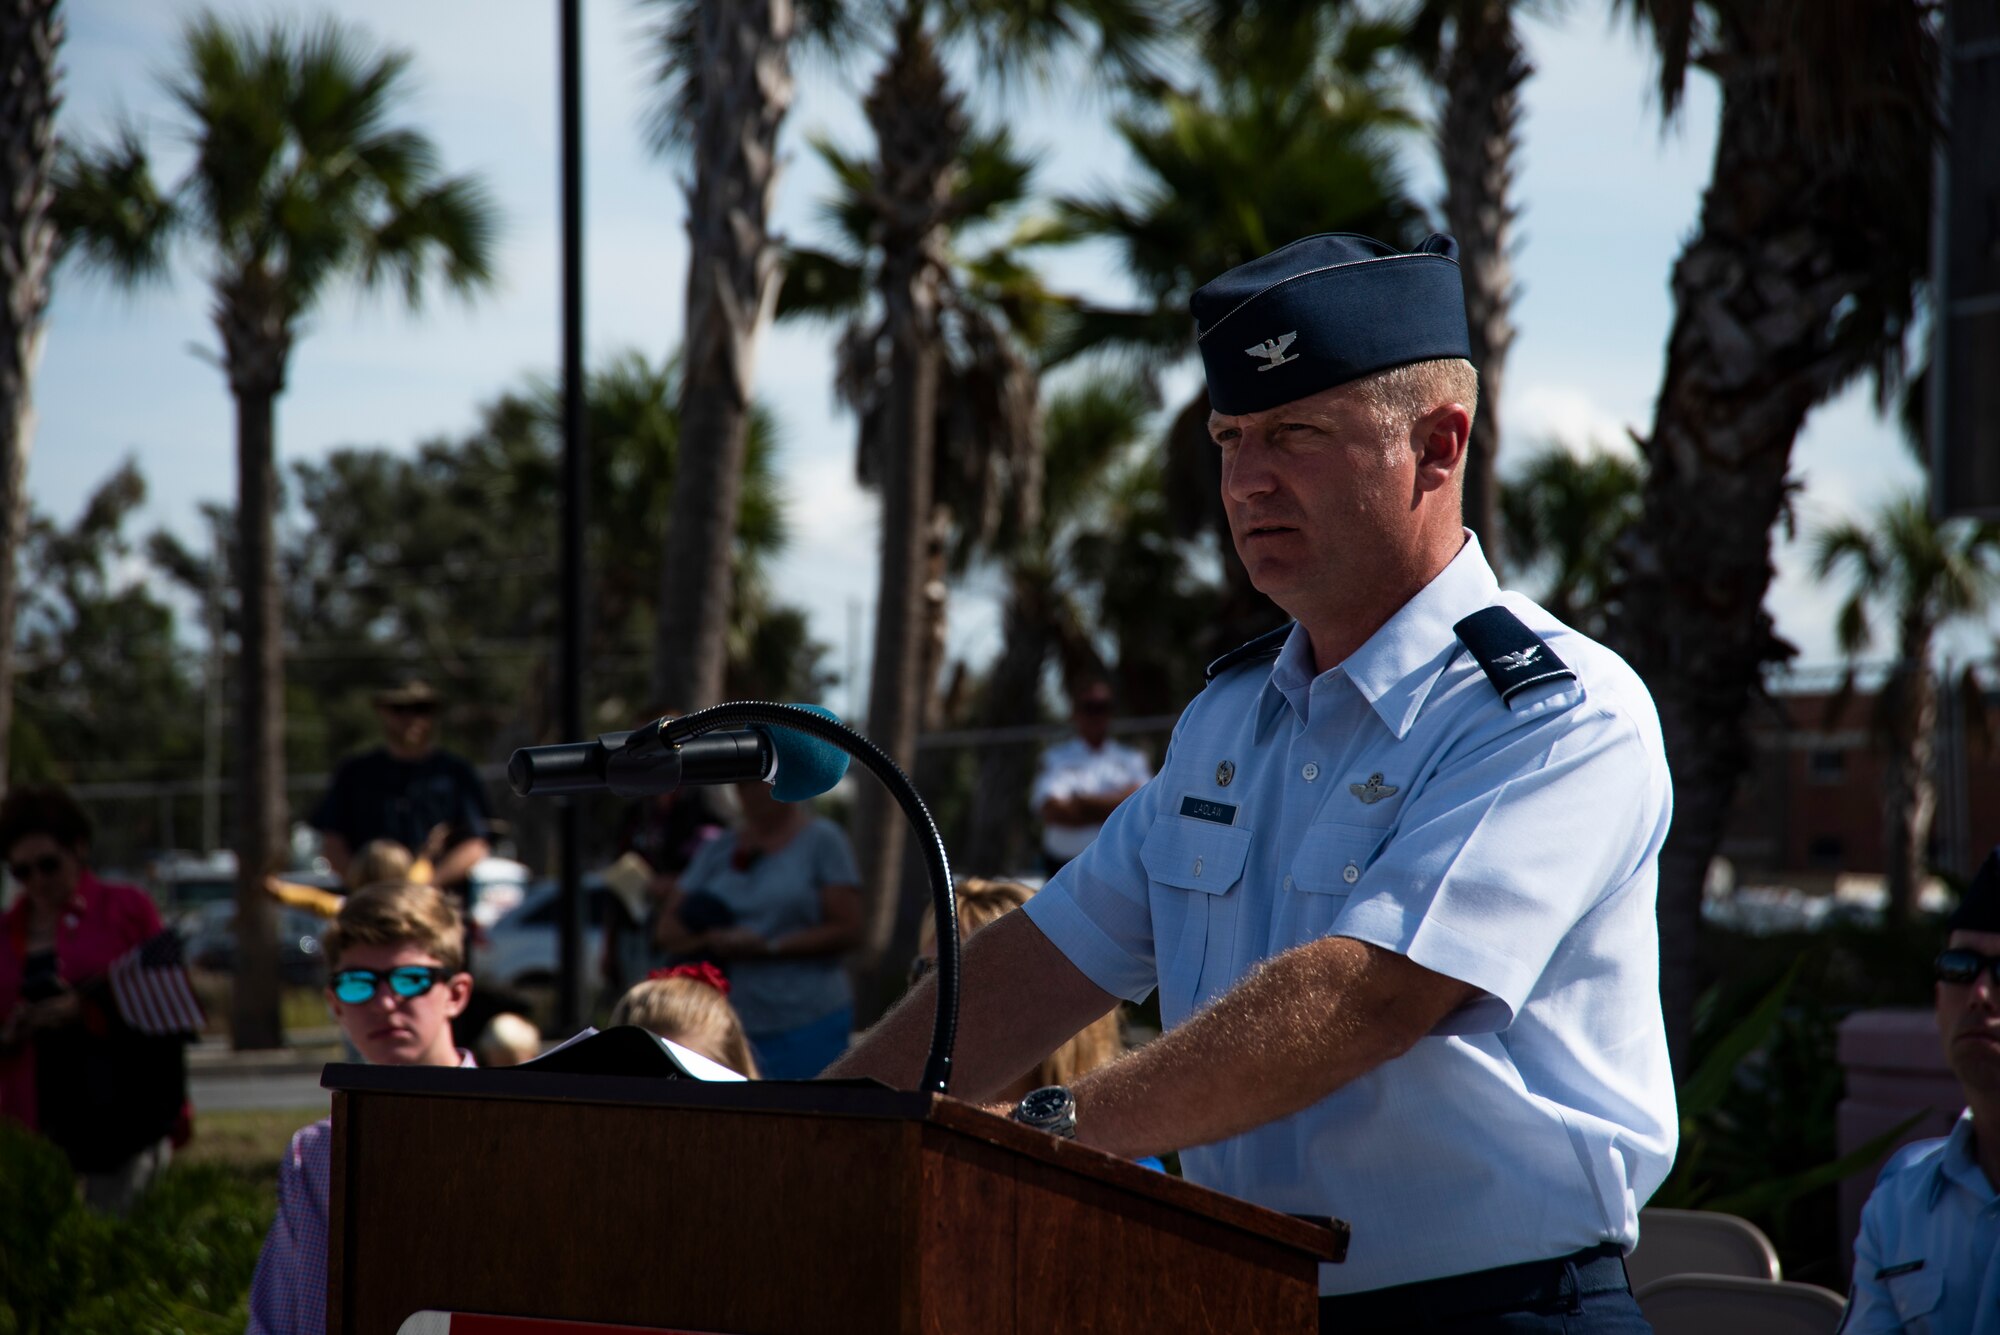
[1317,1242,1630,1329]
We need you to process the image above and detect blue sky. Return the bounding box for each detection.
[36,1,1931,718]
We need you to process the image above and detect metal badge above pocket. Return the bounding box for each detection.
[1141,816,1253,895]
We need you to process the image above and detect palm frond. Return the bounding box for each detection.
[50,130,179,281]
[775,246,869,323]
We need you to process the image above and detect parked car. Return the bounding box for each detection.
[150,850,240,918]
[474,875,621,999]
[179,900,332,987]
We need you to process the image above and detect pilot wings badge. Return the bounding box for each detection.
[1246,332,1299,371]
[1492,646,1541,672]
[1349,772,1398,805]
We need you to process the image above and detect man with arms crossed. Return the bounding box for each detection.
[832,232,1676,1333]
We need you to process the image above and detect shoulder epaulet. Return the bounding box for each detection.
[1453,606,1576,704]
[1204,623,1294,682]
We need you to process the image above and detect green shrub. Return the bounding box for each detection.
[0,1122,273,1335]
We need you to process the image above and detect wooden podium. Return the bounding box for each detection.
[324,1063,1346,1335]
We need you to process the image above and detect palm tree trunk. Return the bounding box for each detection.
[653,0,794,713]
[1610,42,1905,1074]
[0,0,61,796]
[220,284,290,1050]
[1883,624,1938,924]
[850,14,963,993]
[961,566,1054,874]
[1437,0,1525,568]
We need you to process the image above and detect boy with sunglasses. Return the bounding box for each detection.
[247,881,474,1335]
[1842,850,2000,1333]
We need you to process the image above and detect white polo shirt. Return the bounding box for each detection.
[1022,534,1678,1294]
[1033,736,1155,862]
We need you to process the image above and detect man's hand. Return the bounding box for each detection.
[1067,936,1475,1159]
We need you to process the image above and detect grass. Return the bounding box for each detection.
[188,974,335,1037]
[181,1107,328,1175]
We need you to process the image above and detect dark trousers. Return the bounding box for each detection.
[1319,1244,1653,1334]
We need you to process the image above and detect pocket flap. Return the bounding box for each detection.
[1291,821,1388,895]
[1885,1263,1942,1321]
[1141,817,1252,894]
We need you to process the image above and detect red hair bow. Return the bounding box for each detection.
[649,961,730,995]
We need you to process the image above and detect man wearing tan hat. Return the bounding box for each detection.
[309,678,493,893]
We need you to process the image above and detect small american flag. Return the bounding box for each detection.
[108,930,206,1037]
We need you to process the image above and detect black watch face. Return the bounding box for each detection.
[1020,1086,1070,1123]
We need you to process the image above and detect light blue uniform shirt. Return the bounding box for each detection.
[1022,535,1678,1294]
[1843,1110,2000,1334]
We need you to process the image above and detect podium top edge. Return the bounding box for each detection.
[321,1062,935,1119]
[323,1064,1349,1263]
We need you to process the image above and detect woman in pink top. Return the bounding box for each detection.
[0,785,188,1209]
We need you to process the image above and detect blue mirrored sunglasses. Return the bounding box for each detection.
[330,965,457,1005]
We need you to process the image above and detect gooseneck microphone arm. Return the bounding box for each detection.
[510,701,959,1097]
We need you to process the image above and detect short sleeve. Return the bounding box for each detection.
[449,756,493,841]
[1030,747,1067,808]
[1021,733,1182,1002]
[1838,1186,1901,1334]
[1331,700,1665,1031]
[308,761,354,837]
[679,833,729,894]
[810,821,861,886]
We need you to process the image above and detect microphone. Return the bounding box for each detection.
[508,704,850,801]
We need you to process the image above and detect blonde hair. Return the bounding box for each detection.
[611,975,760,1079]
[323,881,465,974]
[475,1012,542,1067]
[346,839,416,891]
[918,877,1123,1088]
[1352,357,1480,431]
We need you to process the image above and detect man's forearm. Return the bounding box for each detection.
[1066,937,1472,1159]
[433,837,491,886]
[826,911,1118,1099]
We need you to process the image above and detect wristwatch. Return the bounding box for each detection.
[1010,1085,1077,1139]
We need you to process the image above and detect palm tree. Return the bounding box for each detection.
[779,87,1071,966]
[1404,0,1551,567]
[641,0,854,714]
[1054,11,1425,648]
[1498,442,1643,640]
[1605,0,1938,1070]
[0,0,61,795]
[1812,494,2000,924]
[958,371,1158,876]
[53,14,495,1048]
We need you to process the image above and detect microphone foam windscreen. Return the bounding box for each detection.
[765,704,851,801]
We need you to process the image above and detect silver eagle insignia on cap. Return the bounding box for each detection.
[1246,332,1298,371]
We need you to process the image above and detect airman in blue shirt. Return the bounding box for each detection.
[1842,850,2000,1334]
[832,232,1676,1333]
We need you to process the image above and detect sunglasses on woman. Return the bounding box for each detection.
[330,965,459,1005]
[1935,949,2000,987]
[7,854,65,882]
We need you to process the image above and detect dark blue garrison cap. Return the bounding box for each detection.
[1190,232,1471,416]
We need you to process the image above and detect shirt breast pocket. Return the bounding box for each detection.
[1286,820,1390,939]
[1140,818,1252,1024]
[1884,1264,1942,1330]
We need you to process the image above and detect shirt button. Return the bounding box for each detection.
[1302,762,1320,782]
[1342,863,1360,885]
[1193,856,1204,877]
[1283,875,1294,890]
